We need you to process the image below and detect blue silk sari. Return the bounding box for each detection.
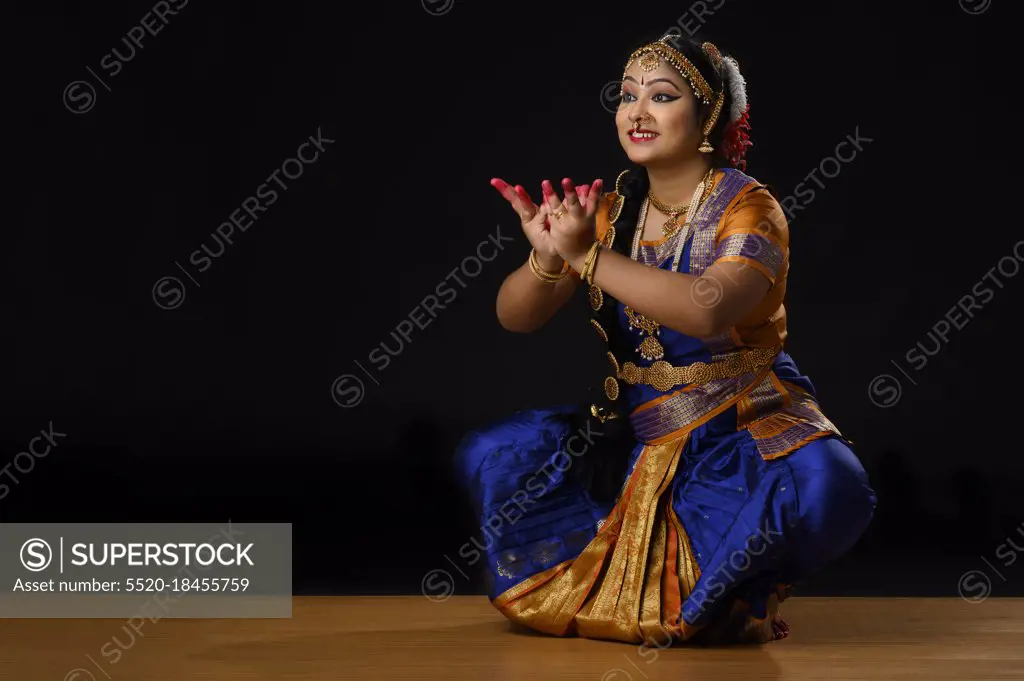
[455,168,875,645]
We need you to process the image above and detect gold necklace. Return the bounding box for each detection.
[647,166,715,237]
[635,166,716,257]
[624,167,718,361]
[647,193,689,239]
[646,194,689,217]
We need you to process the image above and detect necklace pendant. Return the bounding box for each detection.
[638,335,665,361]
[661,215,682,237]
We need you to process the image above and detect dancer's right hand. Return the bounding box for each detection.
[490,178,589,271]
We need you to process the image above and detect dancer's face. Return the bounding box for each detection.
[616,60,704,167]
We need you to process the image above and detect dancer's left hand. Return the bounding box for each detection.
[540,177,604,272]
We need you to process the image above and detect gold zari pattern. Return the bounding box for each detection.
[494,437,702,643]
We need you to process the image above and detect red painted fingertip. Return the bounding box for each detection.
[541,180,554,197]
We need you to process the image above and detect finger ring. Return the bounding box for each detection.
[551,206,567,219]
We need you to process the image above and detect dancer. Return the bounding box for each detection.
[455,33,876,645]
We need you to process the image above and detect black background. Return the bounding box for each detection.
[5,0,1023,597]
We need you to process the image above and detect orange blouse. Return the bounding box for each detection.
[588,171,790,350]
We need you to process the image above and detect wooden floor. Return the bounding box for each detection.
[2,596,1022,680]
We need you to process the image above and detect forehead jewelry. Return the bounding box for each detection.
[639,51,660,72]
[624,35,716,104]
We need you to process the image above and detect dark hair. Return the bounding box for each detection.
[567,34,741,503]
[567,166,651,504]
[657,32,737,167]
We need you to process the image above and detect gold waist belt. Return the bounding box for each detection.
[617,345,781,392]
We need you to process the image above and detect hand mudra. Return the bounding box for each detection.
[491,178,589,261]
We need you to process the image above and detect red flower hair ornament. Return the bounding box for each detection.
[716,55,752,170]
[721,105,752,171]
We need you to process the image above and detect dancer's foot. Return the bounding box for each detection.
[771,616,790,640]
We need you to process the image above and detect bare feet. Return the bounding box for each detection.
[771,616,790,640]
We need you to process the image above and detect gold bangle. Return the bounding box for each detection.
[539,249,570,279]
[588,243,603,285]
[528,248,568,283]
[579,242,602,285]
[578,244,594,281]
[579,246,596,284]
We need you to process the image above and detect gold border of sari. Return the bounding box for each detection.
[492,364,770,643]
[493,436,687,640]
[640,363,775,445]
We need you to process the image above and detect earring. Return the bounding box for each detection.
[699,91,725,153]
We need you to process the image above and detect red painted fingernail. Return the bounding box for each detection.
[541,180,553,197]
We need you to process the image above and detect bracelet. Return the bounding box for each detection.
[579,244,597,284]
[579,242,602,285]
[528,248,569,283]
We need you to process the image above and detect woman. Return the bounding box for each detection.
[454,33,876,646]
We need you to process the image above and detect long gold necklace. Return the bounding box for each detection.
[624,167,717,361]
